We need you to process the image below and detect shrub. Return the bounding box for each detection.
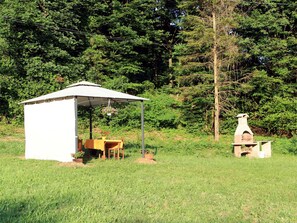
[107,90,181,129]
[72,151,85,159]
[259,96,297,136]
[283,135,297,155]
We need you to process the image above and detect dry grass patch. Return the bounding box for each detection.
[1,136,24,142]
[57,161,89,168]
[135,157,157,164]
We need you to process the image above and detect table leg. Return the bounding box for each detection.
[102,148,106,160]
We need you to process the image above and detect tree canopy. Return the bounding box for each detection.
[0,0,296,137]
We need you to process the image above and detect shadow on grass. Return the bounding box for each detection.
[81,142,158,164]
[0,199,59,223]
[124,142,159,154]
[83,148,132,164]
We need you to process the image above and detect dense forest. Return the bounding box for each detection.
[0,0,296,137]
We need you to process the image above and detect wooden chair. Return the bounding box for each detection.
[78,139,83,151]
[107,140,124,160]
[118,140,124,159]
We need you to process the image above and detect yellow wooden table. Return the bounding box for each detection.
[84,139,123,159]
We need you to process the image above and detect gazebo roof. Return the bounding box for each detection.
[21,81,148,106]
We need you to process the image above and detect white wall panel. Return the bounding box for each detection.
[24,98,77,162]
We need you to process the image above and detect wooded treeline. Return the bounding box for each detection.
[0,0,296,137]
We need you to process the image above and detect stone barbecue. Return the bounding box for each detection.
[232,113,272,158]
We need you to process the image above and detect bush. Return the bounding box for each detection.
[107,90,181,129]
[283,135,297,155]
[72,151,85,159]
[259,96,297,136]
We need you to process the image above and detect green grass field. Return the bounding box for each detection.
[0,124,297,222]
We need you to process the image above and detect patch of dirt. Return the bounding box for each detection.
[57,162,88,167]
[135,158,157,164]
[18,157,90,167]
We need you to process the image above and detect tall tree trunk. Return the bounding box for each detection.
[212,11,220,141]
[169,46,173,68]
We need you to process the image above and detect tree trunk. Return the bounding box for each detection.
[212,11,220,141]
[169,47,173,68]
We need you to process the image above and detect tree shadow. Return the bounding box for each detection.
[0,199,59,223]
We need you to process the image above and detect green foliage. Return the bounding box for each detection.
[236,0,297,135]
[85,0,178,86]
[0,0,295,136]
[107,103,141,129]
[285,135,297,155]
[0,0,180,122]
[103,75,155,96]
[72,151,85,159]
[259,97,297,136]
[142,91,181,129]
[179,85,213,133]
[0,0,90,119]
[107,90,181,129]
[175,0,241,137]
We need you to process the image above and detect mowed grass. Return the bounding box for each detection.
[0,125,297,222]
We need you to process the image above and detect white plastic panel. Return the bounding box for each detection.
[24,98,77,162]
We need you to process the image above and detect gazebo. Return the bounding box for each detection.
[21,81,148,162]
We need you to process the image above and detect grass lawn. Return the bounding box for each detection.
[0,125,297,222]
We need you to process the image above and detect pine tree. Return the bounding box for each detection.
[176,0,240,140]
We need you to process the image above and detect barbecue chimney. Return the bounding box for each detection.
[234,114,254,144]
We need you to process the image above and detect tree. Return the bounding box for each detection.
[0,0,92,118]
[0,0,182,123]
[84,0,180,89]
[236,0,297,136]
[176,0,240,140]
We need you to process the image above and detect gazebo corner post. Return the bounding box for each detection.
[74,97,78,152]
[141,100,145,158]
[89,106,93,139]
